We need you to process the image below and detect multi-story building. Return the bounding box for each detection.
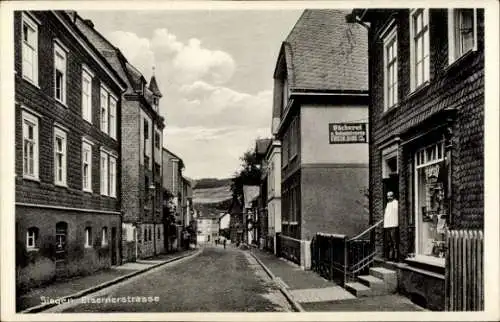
[15,11,127,289]
[348,8,484,310]
[74,14,165,259]
[273,10,369,268]
[264,139,282,254]
[255,138,272,249]
[196,215,219,244]
[162,148,185,225]
[182,176,193,227]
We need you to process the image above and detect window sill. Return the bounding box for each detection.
[55,182,68,189]
[55,99,68,109]
[445,48,477,73]
[23,175,40,183]
[408,80,431,100]
[27,247,39,252]
[83,189,93,194]
[405,254,445,268]
[22,76,40,89]
[84,245,93,249]
[381,103,400,118]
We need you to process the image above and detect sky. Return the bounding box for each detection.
[79,9,303,179]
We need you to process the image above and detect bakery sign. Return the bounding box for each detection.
[329,123,368,144]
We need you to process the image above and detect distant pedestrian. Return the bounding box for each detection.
[223,237,227,249]
[383,191,399,261]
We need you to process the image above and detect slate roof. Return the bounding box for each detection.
[277,9,368,92]
[149,75,163,97]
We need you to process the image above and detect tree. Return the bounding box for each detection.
[230,147,262,203]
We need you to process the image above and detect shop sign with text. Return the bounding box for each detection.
[329,123,367,144]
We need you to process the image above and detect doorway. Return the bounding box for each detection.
[111,227,117,265]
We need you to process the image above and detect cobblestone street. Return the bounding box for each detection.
[48,246,291,312]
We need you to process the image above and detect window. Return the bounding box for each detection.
[109,156,116,198]
[54,42,67,104]
[22,13,38,84]
[22,111,39,179]
[154,131,160,149]
[100,151,109,195]
[55,222,68,249]
[282,132,289,167]
[282,77,289,112]
[82,141,92,192]
[383,24,398,110]
[26,227,39,249]
[81,67,93,123]
[290,118,299,159]
[102,227,108,246]
[414,141,447,264]
[109,96,117,139]
[85,227,92,248]
[410,9,430,90]
[54,127,67,186]
[448,9,477,64]
[100,87,109,133]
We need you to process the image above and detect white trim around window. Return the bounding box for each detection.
[100,87,109,134]
[101,227,108,246]
[54,41,67,105]
[447,9,478,66]
[26,227,39,250]
[82,141,93,193]
[22,110,39,180]
[109,156,117,198]
[100,151,109,196]
[109,95,117,139]
[53,127,67,186]
[85,227,92,248]
[21,12,39,86]
[81,67,94,123]
[382,23,398,111]
[409,9,430,91]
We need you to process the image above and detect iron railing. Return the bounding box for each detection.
[311,219,383,286]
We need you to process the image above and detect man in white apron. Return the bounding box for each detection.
[383,191,399,261]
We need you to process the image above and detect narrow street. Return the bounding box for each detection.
[50,246,291,312]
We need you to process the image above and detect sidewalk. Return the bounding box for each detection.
[17,249,197,312]
[251,248,426,312]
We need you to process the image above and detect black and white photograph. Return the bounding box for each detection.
[1,1,498,320]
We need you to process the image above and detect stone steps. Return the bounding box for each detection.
[345,267,397,297]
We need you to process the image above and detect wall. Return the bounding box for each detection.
[367,9,485,260]
[16,206,121,291]
[121,99,140,223]
[301,165,369,240]
[300,104,368,165]
[14,11,121,213]
[219,214,230,230]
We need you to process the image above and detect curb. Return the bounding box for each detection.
[249,250,305,312]
[21,249,201,313]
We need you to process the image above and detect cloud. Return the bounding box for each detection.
[164,126,271,179]
[107,29,271,178]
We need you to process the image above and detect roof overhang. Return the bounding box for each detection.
[53,12,127,93]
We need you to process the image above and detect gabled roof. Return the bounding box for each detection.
[242,185,260,209]
[275,9,368,92]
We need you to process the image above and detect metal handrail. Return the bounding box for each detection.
[348,219,384,242]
